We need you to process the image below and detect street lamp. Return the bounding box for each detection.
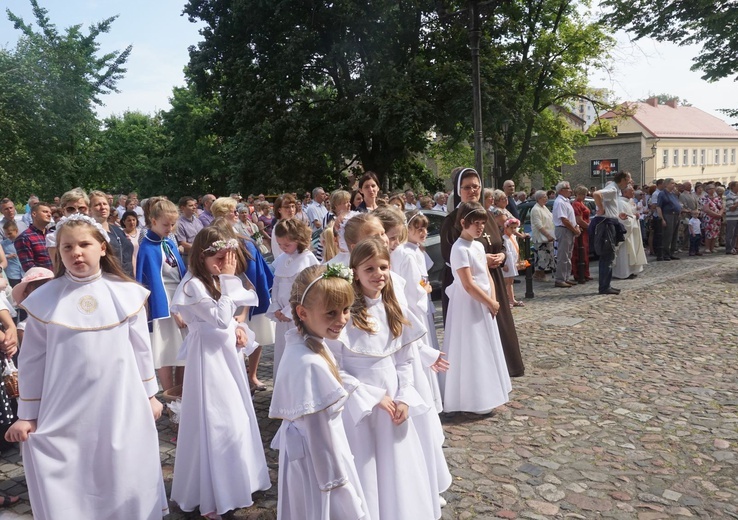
[469,0,484,177]
[494,121,509,189]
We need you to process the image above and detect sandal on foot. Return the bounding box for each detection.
[513,301,525,307]
[249,382,267,392]
[0,495,20,508]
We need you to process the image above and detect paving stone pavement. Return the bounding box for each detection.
[0,253,736,519]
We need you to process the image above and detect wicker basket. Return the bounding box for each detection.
[161,385,182,403]
[161,385,182,432]
[3,373,18,399]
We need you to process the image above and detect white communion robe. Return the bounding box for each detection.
[613,197,647,279]
[385,266,452,517]
[391,243,443,411]
[17,271,168,520]
[170,272,271,515]
[329,297,438,520]
[442,238,512,414]
[269,329,370,520]
[267,250,319,378]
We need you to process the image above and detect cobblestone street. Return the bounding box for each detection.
[1,253,736,519]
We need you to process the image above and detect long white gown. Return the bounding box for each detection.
[442,238,512,413]
[269,329,370,520]
[330,296,438,520]
[502,235,519,278]
[170,273,271,515]
[267,250,319,378]
[613,197,647,279]
[17,271,168,520]
[149,260,187,368]
[390,243,442,410]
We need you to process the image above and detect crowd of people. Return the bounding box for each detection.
[0,173,507,520]
[0,168,733,519]
[527,175,737,294]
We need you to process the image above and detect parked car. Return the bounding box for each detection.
[420,209,447,299]
[517,197,598,260]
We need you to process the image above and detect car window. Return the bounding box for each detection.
[425,213,444,236]
[418,211,446,236]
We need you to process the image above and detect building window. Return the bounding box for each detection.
[692,149,698,166]
[683,149,689,166]
[700,149,706,165]
[724,149,729,164]
[662,149,669,167]
[673,149,679,166]
[715,149,721,165]
[732,149,736,164]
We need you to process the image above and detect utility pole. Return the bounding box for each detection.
[469,0,484,177]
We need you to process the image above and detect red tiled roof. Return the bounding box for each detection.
[601,102,738,139]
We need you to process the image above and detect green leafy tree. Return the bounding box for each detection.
[78,111,167,194]
[184,0,613,191]
[601,0,738,83]
[160,84,227,196]
[184,0,447,192]
[638,93,692,106]
[481,0,613,183]
[0,0,131,198]
[0,47,44,199]
[419,0,614,185]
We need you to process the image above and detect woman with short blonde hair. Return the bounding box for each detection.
[530,190,555,280]
[210,197,238,220]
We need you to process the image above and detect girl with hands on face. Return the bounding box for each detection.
[441,202,512,415]
[169,228,270,519]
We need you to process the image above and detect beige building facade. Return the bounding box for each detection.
[603,98,738,185]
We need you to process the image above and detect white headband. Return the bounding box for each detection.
[56,214,110,242]
[300,263,353,305]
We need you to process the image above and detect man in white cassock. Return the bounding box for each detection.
[613,186,647,279]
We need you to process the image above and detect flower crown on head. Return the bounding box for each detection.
[56,214,110,242]
[300,263,353,305]
[203,238,240,253]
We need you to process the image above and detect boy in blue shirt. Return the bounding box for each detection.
[2,220,25,286]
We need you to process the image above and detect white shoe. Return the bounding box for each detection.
[439,496,447,507]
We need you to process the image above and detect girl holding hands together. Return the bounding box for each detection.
[331,238,437,520]
[442,202,512,414]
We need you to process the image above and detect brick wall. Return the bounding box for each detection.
[562,134,646,188]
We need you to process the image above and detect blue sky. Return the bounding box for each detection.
[2,1,736,125]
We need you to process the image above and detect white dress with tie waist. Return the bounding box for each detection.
[170,273,270,516]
